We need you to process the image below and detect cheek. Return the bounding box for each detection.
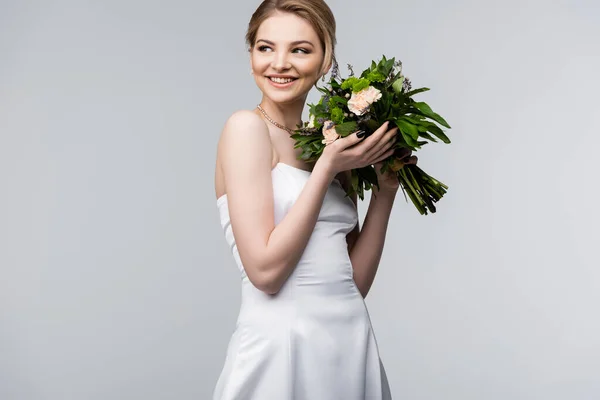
[299,58,322,75]
[250,53,268,69]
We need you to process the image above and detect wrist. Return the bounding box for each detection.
[315,156,337,181]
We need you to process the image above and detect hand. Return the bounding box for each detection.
[319,120,398,176]
[373,147,418,193]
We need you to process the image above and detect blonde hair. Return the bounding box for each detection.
[245,0,337,74]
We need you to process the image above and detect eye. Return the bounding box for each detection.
[257,45,309,54]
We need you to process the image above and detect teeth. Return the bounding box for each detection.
[270,77,295,83]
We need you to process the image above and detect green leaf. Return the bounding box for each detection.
[418,131,438,142]
[351,170,359,190]
[335,121,358,136]
[400,129,419,147]
[404,115,427,125]
[392,77,404,93]
[385,58,394,72]
[396,119,419,140]
[300,149,313,160]
[424,122,451,144]
[316,86,330,95]
[404,87,430,97]
[329,95,348,107]
[314,103,327,114]
[361,165,378,184]
[413,102,451,128]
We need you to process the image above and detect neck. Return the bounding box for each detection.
[258,96,306,131]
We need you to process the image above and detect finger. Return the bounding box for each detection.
[405,155,418,165]
[370,143,395,164]
[338,130,366,150]
[378,134,397,157]
[372,121,393,142]
[370,148,395,165]
[401,156,419,165]
[366,127,397,160]
[358,121,391,152]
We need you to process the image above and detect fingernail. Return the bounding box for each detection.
[356,130,365,138]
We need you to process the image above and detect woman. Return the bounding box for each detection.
[214,0,414,398]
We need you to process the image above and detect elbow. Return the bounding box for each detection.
[248,268,284,295]
[256,282,281,295]
[241,250,291,295]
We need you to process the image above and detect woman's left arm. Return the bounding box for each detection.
[339,169,398,299]
[348,188,396,298]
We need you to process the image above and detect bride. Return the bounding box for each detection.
[213,0,415,398]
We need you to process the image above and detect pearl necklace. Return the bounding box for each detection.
[256,105,298,135]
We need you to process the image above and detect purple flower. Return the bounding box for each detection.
[402,77,412,92]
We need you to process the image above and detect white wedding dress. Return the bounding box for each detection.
[214,162,392,400]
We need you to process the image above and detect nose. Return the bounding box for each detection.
[271,51,291,71]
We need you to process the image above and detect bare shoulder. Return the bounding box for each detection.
[218,109,272,168]
[221,109,268,141]
[217,107,274,204]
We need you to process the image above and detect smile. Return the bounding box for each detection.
[266,76,298,88]
[268,76,297,83]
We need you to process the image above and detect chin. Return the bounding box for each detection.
[266,93,302,105]
[260,90,300,105]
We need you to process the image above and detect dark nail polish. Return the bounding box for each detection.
[356,130,365,138]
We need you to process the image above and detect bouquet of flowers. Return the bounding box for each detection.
[291,55,451,215]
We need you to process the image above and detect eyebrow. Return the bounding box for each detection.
[256,39,315,47]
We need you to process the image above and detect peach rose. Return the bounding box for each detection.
[347,86,382,116]
[321,120,340,145]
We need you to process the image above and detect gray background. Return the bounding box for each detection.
[1,0,599,399]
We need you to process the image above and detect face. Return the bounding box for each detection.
[250,11,328,105]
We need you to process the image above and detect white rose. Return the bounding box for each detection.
[347,86,382,116]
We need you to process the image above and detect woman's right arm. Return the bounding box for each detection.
[219,112,396,294]
[219,110,337,294]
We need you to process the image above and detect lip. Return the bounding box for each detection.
[266,76,298,88]
[267,75,299,79]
